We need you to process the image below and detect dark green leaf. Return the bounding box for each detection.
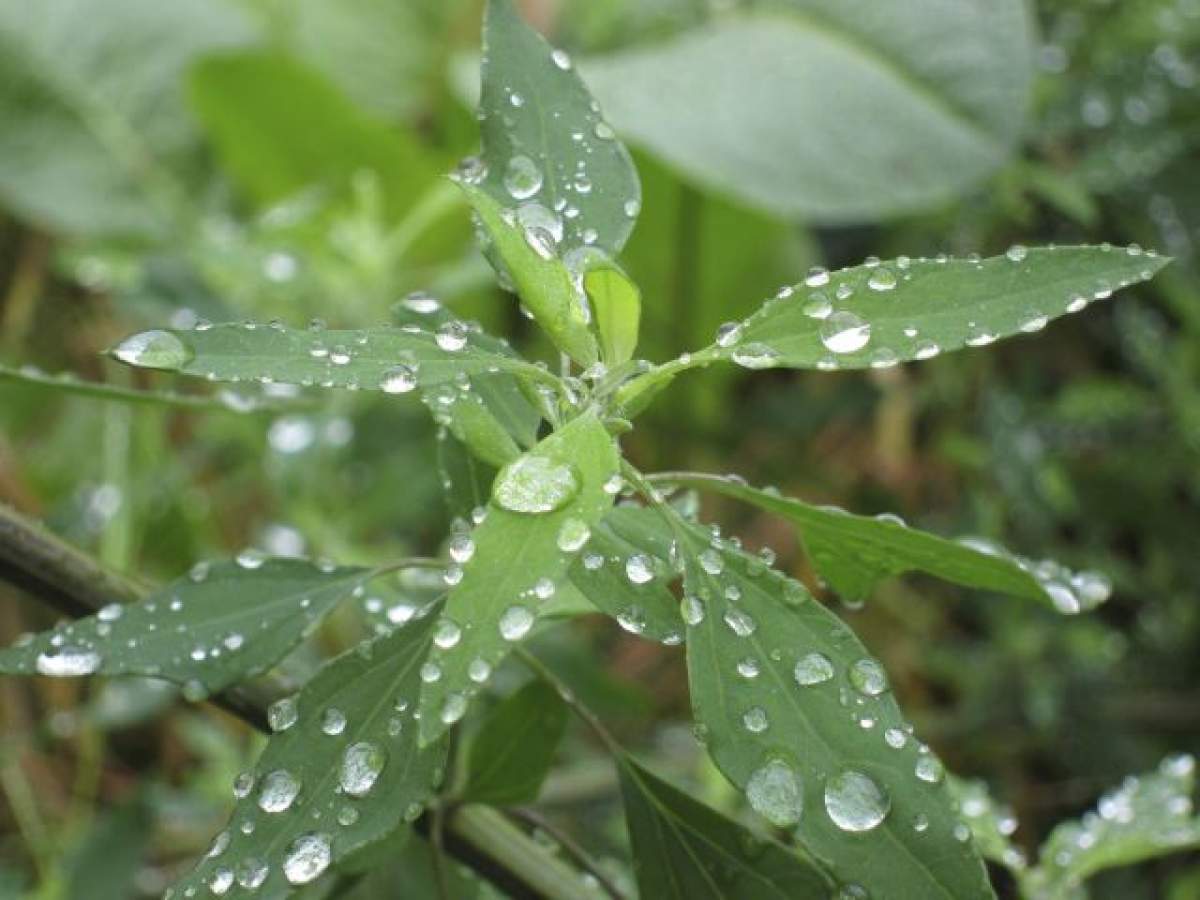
[585,263,641,366]
[663,473,1113,612]
[677,520,994,899]
[417,412,619,746]
[619,756,835,899]
[0,558,366,697]
[476,0,640,257]
[462,679,568,805]
[167,613,446,899]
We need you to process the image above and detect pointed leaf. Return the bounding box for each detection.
[0,558,366,697]
[708,246,1168,371]
[585,263,641,366]
[948,777,1026,874]
[417,412,619,745]
[1024,754,1200,899]
[458,182,598,366]
[166,613,446,899]
[677,521,994,898]
[664,473,1112,612]
[462,679,568,805]
[619,756,835,899]
[476,0,640,256]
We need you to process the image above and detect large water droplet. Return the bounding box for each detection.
[504,155,543,200]
[794,652,834,686]
[914,754,945,784]
[848,658,889,696]
[258,769,300,813]
[267,696,299,732]
[379,364,418,394]
[625,554,654,584]
[340,742,386,797]
[499,605,534,641]
[867,268,897,292]
[732,343,779,369]
[111,330,192,370]
[282,833,331,885]
[493,455,581,514]
[820,312,871,354]
[35,647,101,677]
[747,759,804,827]
[824,769,890,832]
[742,706,769,733]
[556,518,591,553]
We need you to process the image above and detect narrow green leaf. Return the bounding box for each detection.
[189,50,440,224]
[458,182,598,367]
[0,558,365,698]
[417,412,619,745]
[108,322,556,395]
[708,245,1168,372]
[475,0,640,257]
[1023,754,1200,899]
[585,264,641,366]
[567,506,684,643]
[947,777,1026,875]
[662,472,1113,612]
[462,679,568,805]
[619,756,835,899]
[582,2,1031,220]
[436,430,497,525]
[166,613,446,899]
[677,521,994,898]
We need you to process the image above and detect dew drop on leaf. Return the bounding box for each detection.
[794,652,835,686]
[914,754,945,784]
[715,322,744,348]
[433,619,462,649]
[747,759,804,827]
[493,455,581,514]
[111,330,192,370]
[267,696,299,733]
[235,858,268,890]
[820,311,872,354]
[282,833,332,885]
[504,155,543,200]
[35,647,101,677]
[257,769,300,813]
[556,518,591,552]
[340,742,386,797]
[867,267,897,291]
[848,658,890,696]
[625,553,655,584]
[379,364,418,394]
[824,769,891,832]
[321,708,347,736]
[682,595,705,626]
[742,706,770,733]
[499,605,534,641]
[722,607,757,637]
[435,321,468,352]
[732,342,779,369]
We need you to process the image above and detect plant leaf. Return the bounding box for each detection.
[1023,754,1200,899]
[662,472,1113,612]
[458,182,599,367]
[582,2,1031,221]
[710,246,1169,371]
[585,263,641,366]
[462,679,568,805]
[676,519,994,899]
[619,756,835,899]
[166,611,446,899]
[417,412,619,745]
[107,322,556,396]
[0,558,366,697]
[0,0,250,237]
[948,777,1026,875]
[567,505,684,643]
[476,0,640,257]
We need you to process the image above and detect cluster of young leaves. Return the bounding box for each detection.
[0,1,1190,897]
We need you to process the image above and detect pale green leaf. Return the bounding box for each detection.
[677,520,994,899]
[713,246,1169,372]
[947,777,1026,875]
[582,2,1031,220]
[166,612,446,899]
[585,263,641,366]
[660,473,1113,612]
[417,412,619,745]
[0,558,366,697]
[476,0,640,256]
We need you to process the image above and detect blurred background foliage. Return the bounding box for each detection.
[0,0,1197,897]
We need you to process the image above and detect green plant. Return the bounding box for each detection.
[1,1,1197,898]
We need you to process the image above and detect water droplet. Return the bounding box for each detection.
[207,867,234,895]
[550,48,572,70]
[556,518,590,552]
[235,858,268,890]
[420,661,442,683]
[499,605,534,641]
[732,343,779,369]
[848,658,889,696]
[867,268,897,291]
[448,534,475,564]
[803,294,832,319]
[468,657,492,683]
[493,455,581,514]
[742,707,769,733]
[681,595,705,626]
[267,696,299,732]
[258,769,300,813]
[747,759,804,827]
[623,199,641,218]
[825,769,890,832]
[699,549,724,575]
[805,267,831,287]
[434,619,462,649]
[97,603,123,622]
[794,652,834,686]
[112,330,192,370]
[625,554,654,584]
[820,312,871,354]
[913,339,941,360]
[715,322,744,348]
[35,647,101,677]
[883,727,907,749]
[321,708,347,736]
[441,693,468,725]
[283,833,331,885]
[914,755,945,784]
[340,742,386,797]
[435,321,468,352]
[504,155,543,200]
[1006,244,1028,262]
[723,607,757,637]
[233,772,255,799]
[379,364,418,394]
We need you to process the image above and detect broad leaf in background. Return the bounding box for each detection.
[664,473,1114,612]
[417,412,619,745]
[567,505,684,643]
[709,246,1170,372]
[475,0,641,257]
[459,182,599,366]
[0,0,251,237]
[1023,754,1200,900]
[583,0,1031,221]
[462,679,568,805]
[677,520,994,899]
[167,609,446,898]
[108,322,557,396]
[189,51,441,224]
[0,559,365,697]
[619,756,835,899]
[584,262,641,365]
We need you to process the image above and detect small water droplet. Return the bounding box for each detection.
[379,364,418,394]
[625,554,655,584]
[794,652,835,686]
[1006,244,1028,262]
[435,321,468,352]
[434,619,462,650]
[258,769,300,813]
[914,755,945,784]
[820,312,871,354]
[723,607,757,637]
[111,330,192,370]
[867,268,897,291]
[551,48,572,70]
[321,708,347,736]
[848,658,889,696]
[504,155,543,200]
[499,605,534,641]
[825,769,890,832]
[340,742,386,797]
[267,696,299,732]
[282,833,331,885]
[742,707,769,733]
[556,518,590,553]
[747,759,804,827]
[732,342,779,369]
[35,647,101,677]
[715,322,743,348]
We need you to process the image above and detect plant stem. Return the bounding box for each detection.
[0,502,590,900]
